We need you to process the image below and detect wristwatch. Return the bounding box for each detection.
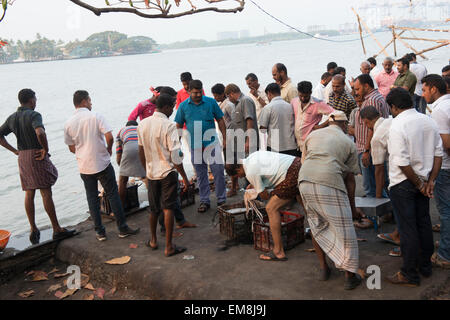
[363,149,370,153]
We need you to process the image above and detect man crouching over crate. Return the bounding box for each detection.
[225,150,303,261]
[137,93,190,257]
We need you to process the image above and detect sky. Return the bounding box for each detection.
[0,0,369,44]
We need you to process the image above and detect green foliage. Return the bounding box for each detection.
[0,31,158,63]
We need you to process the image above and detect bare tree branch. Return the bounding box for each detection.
[69,0,245,19]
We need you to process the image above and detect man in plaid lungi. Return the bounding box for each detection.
[299,111,362,290]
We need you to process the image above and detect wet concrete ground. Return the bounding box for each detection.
[1,176,449,300]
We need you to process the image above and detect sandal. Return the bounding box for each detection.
[259,251,288,262]
[386,271,419,287]
[53,228,76,241]
[377,233,400,246]
[197,202,210,213]
[354,218,373,229]
[165,245,187,257]
[389,247,401,257]
[432,224,440,232]
[29,229,40,245]
[344,274,362,290]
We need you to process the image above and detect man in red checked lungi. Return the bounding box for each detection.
[0,89,75,244]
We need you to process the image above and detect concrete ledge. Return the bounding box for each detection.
[55,194,449,300]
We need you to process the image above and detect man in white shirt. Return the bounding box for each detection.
[225,151,302,262]
[349,61,378,89]
[64,90,140,241]
[312,72,332,101]
[407,53,428,114]
[422,74,450,269]
[360,107,402,256]
[138,94,190,257]
[385,87,443,286]
[368,57,382,78]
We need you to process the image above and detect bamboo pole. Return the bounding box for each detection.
[393,26,449,33]
[395,35,428,59]
[374,30,406,58]
[356,13,366,55]
[398,37,449,43]
[392,27,397,57]
[351,7,388,57]
[416,42,449,55]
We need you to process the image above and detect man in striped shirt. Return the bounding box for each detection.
[353,74,390,198]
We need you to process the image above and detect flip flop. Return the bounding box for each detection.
[52,228,76,240]
[146,240,158,250]
[354,218,373,229]
[377,233,400,246]
[389,247,401,257]
[165,245,187,257]
[259,251,288,262]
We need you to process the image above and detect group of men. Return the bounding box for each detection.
[1,58,449,290]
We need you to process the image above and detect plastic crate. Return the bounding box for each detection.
[253,211,305,252]
[217,200,265,244]
[100,184,139,214]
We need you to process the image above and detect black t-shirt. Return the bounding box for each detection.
[0,106,44,150]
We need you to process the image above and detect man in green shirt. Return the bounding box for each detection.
[393,57,417,96]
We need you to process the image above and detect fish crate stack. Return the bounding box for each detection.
[217,200,266,244]
[100,183,140,215]
[179,180,196,208]
[253,210,305,252]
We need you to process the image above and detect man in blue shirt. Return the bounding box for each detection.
[175,80,227,213]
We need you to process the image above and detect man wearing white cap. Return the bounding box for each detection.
[299,110,362,290]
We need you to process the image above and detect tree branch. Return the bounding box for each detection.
[69,0,245,18]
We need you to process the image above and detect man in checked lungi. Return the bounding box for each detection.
[225,150,303,261]
[0,89,75,244]
[299,110,362,290]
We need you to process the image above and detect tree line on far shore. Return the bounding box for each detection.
[0,31,158,63]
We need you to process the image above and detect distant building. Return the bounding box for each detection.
[339,23,358,33]
[239,30,250,39]
[217,31,239,41]
[307,25,327,33]
[217,29,250,41]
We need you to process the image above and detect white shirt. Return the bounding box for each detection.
[64,108,112,175]
[370,66,382,79]
[409,62,428,95]
[371,117,392,165]
[312,81,326,101]
[243,151,295,194]
[388,108,443,188]
[430,94,450,170]
[137,111,182,180]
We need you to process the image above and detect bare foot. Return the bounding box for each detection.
[176,221,197,229]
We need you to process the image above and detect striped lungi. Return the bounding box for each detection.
[18,149,58,191]
[299,181,359,273]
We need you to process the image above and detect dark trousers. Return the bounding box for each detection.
[80,163,128,234]
[159,180,186,232]
[390,180,434,284]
